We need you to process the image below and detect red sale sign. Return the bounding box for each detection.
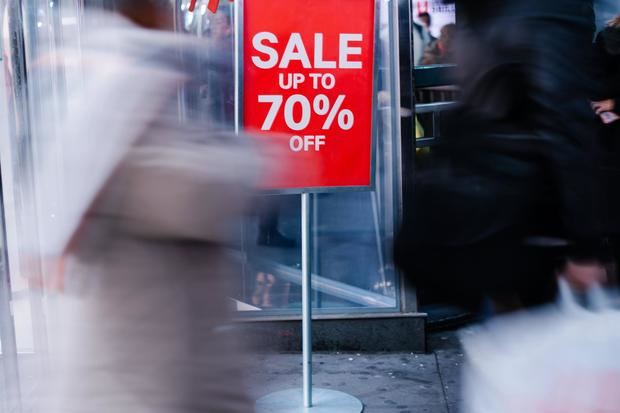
[243,0,376,190]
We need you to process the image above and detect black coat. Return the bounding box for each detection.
[593,26,620,233]
[593,26,620,103]
[395,0,601,309]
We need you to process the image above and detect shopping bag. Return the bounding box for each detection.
[461,279,620,413]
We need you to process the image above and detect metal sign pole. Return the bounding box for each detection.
[301,192,313,408]
[242,0,362,409]
[256,192,363,412]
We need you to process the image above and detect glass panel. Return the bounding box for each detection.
[179,1,235,127]
[0,216,18,413]
[411,2,459,311]
[0,0,85,410]
[412,1,458,145]
[123,1,404,316]
[0,23,19,411]
[232,0,401,314]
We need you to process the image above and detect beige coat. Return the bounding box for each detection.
[44,17,258,413]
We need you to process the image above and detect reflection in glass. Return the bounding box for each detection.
[412,0,456,66]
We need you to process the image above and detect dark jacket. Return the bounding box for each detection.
[592,25,620,233]
[395,0,601,309]
[593,26,620,104]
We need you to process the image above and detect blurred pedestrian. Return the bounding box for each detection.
[414,12,435,65]
[396,0,602,312]
[43,1,258,412]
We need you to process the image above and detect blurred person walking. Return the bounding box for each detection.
[40,1,258,412]
[396,3,620,411]
[396,0,604,312]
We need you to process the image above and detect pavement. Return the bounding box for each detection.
[246,331,465,413]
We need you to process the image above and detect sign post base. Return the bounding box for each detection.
[256,388,363,413]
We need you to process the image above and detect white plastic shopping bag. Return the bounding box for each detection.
[461,279,620,413]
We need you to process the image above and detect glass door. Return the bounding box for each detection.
[0,0,85,410]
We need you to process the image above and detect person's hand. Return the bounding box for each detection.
[591,99,616,115]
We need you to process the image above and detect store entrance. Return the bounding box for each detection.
[399,0,473,326]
